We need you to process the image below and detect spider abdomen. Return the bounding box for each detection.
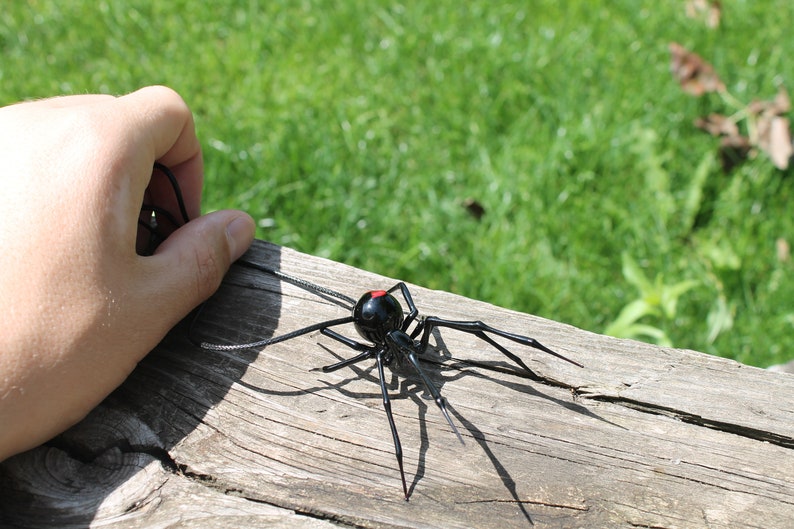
[353,290,404,343]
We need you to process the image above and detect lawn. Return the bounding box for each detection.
[2,1,792,366]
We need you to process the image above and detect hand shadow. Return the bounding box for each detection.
[0,240,284,528]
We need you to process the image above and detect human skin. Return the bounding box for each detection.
[0,86,255,460]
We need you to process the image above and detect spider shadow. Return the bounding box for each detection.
[321,326,576,527]
[231,341,440,498]
[231,321,600,527]
[229,334,462,501]
[416,328,546,525]
[314,344,446,501]
[402,326,612,525]
[428,325,619,426]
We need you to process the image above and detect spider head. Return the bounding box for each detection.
[353,290,404,344]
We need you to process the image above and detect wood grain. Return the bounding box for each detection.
[2,239,793,528]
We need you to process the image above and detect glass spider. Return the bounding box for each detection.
[192,262,583,500]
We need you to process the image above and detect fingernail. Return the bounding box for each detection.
[226,214,255,261]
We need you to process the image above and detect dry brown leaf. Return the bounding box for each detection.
[756,115,793,170]
[747,99,768,116]
[694,114,739,137]
[669,42,725,96]
[685,0,722,28]
[748,86,792,117]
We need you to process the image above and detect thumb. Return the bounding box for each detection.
[143,210,255,326]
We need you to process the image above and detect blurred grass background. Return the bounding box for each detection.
[2,1,792,366]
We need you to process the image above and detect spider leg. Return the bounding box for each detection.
[413,320,536,375]
[321,328,371,351]
[419,316,583,370]
[404,352,464,445]
[387,282,419,332]
[190,311,355,352]
[408,317,425,340]
[318,328,377,372]
[375,350,409,501]
[385,333,464,445]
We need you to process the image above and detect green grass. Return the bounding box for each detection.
[2,1,793,366]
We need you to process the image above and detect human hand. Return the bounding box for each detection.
[0,86,255,460]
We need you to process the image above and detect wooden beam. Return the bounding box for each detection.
[2,239,793,528]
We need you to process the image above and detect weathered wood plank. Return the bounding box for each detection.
[2,239,793,528]
[0,406,336,528]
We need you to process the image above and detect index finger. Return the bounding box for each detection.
[115,86,203,220]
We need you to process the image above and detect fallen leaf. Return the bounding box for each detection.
[669,42,725,96]
[694,114,739,137]
[748,86,791,117]
[756,115,793,170]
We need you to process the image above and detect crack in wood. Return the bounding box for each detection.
[581,394,794,449]
[291,507,378,529]
[171,461,361,526]
[454,498,589,511]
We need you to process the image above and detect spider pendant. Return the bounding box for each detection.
[194,263,583,501]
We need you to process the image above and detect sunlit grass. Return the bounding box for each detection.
[2,1,792,366]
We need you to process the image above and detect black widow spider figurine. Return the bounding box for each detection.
[143,162,584,500]
[192,261,584,501]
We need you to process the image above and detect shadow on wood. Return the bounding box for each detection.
[2,239,794,528]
